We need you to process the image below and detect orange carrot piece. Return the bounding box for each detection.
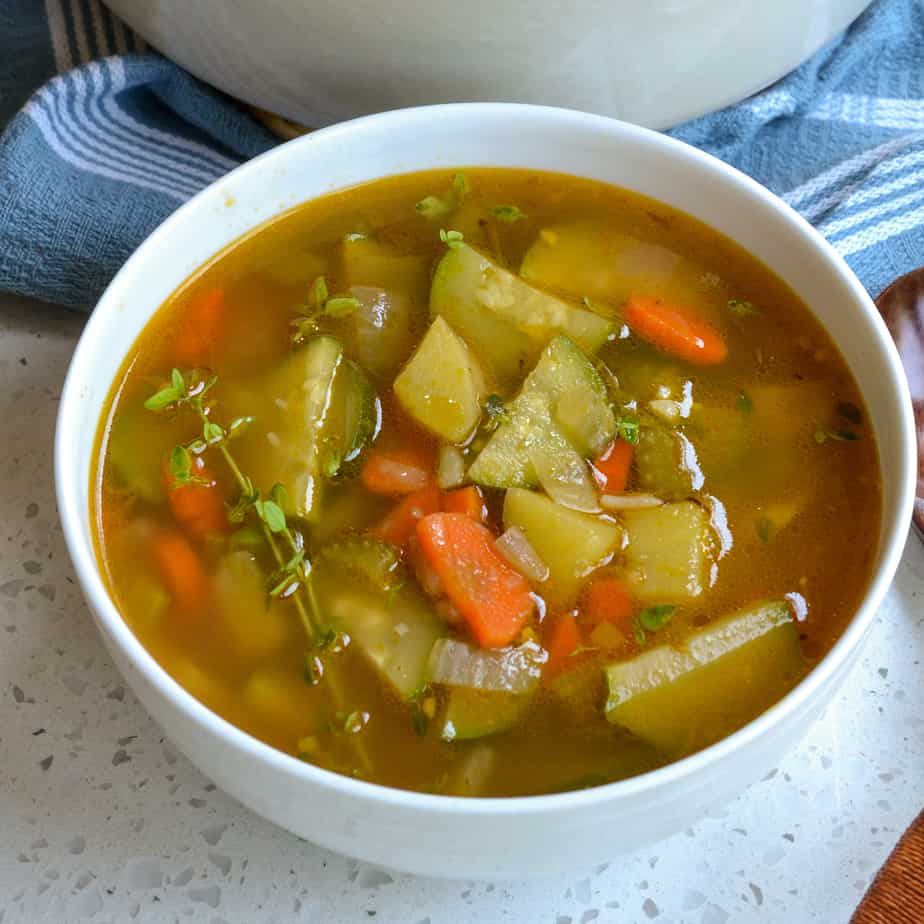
[625,295,727,365]
[593,439,634,494]
[416,513,535,648]
[442,486,488,523]
[172,288,226,368]
[581,577,633,630]
[544,612,582,678]
[151,530,208,613]
[163,455,228,540]
[374,484,442,548]
[360,444,435,495]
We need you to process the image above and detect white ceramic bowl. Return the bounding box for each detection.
[105,0,872,130]
[56,104,916,880]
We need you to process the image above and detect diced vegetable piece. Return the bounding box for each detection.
[312,540,444,699]
[442,486,487,523]
[164,454,228,540]
[581,577,633,629]
[625,295,727,366]
[544,613,582,677]
[150,530,208,613]
[373,484,442,548]
[430,243,612,386]
[243,666,322,731]
[313,535,405,594]
[468,336,614,489]
[416,513,535,648]
[528,429,599,513]
[360,443,434,495]
[309,484,389,546]
[495,526,550,583]
[554,382,616,459]
[230,335,376,521]
[520,221,682,305]
[621,501,711,601]
[172,288,226,368]
[593,440,634,495]
[428,638,544,740]
[444,743,496,796]
[589,620,627,651]
[345,285,420,381]
[437,444,466,489]
[604,599,803,753]
[213,551,293,660]
[340,236,430,297]
[428,638,545,693]
[634,427,694,498]
[502,488,622,604]
[393,316,486,442]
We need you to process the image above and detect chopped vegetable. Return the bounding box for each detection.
[373,483,442,548]
[624,295,727,366]
[416,513,535,648]
[593,439,634,495]
[151,529,208,612]
[437,444,466,490]
[604,599,803,753]
[360,443,434,495]
[430,242,612,386]
[428,638,544,740]
[344,286,420,381]
[163,453,228,539]
[468,336,615,490]
[634,428,694,498]
[172,288,225,368]
[339,236,430,300]
[581,577,633,629]
[495,526,550,583]
[393,316,486,442]
[621,501,711,601]
[442,486,487,523]
[491,205,525,222]
[502,488,622,604]
[727,298,759,317]
[544,613,582,677]
[313,535,405,594]
[312,545,445,699]
[599,493,663,510]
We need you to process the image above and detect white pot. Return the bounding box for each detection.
[104,0,872,129]
[56,104,916,880]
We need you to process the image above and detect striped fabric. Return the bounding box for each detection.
[0,0,922,309]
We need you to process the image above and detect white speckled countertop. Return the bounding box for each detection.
[1,290,922,924]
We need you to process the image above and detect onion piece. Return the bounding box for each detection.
[437,444,466,489]
[495,526,550,583]
[599,493,664,510]
[427,638,545,694]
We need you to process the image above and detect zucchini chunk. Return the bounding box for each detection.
[604,599,803,753]
[430,242,612,386]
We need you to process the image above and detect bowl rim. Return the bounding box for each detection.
[55,102,918,817]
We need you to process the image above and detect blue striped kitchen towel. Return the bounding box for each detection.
[0,0,922,310]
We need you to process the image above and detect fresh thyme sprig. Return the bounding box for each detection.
[145,368,322,644]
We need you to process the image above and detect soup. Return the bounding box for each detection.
[93,169,881,797]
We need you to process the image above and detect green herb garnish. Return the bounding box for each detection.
[491,205,524,223]
[735,390,753,415]
[837,401,862,425]
[415,173,470,220]
[343,710,369,735]
[614,413,640,445]
[415,196,452,219]
[728,299,759,317]
[814,426,860,444]
[632,604,675,643]
[756,516,774,543]
[439,228,464,250]
[323,296,361,318]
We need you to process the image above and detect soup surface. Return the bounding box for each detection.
[93,169,881,796]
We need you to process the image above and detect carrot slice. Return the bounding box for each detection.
[416,513,535,648]
[151,530,208,613]
[625,295,727,365]
[593,439,634,494]
[442,486,488,523]
[163,454,228,540]
[360,444,435,495]
[581,577,633,629]
[172,288,226,368]
[544,612,582,678]
[374,484,442,548]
